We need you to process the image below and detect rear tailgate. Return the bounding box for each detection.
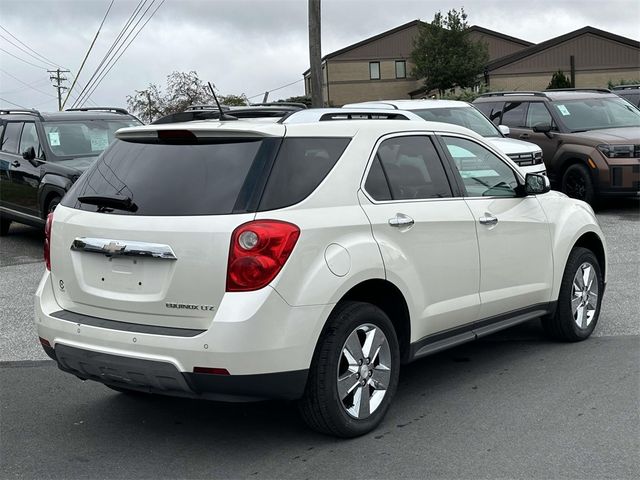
[50,208,253,330]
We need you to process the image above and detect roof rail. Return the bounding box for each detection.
[611,85,640,90]
[65,107,130,115]
[185,104,231,112]
[476,91,547,98]
[545,88,612,93]
[318,111,410,121]
[249,102,307,109]
[0,108,44,119]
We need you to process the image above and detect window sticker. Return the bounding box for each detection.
[459,169,500,178]
[48,131,60,146]
[557,104,571,116]
[90,131,110,151]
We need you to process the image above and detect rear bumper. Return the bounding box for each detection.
[35,271,330,401]
[44,343,308,401]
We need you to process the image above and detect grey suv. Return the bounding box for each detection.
[473,90,640,204]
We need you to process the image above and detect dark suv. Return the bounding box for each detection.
[0,107,141,234]
[473,90,640,204]
[612,85,640,108]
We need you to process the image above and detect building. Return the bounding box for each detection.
[303,21,640,105]
[485,26,640,91]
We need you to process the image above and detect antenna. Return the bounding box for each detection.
[208,82,236,121]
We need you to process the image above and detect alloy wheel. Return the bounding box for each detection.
[337,323,391,419]
[571,262,599,329]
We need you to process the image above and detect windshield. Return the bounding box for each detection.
[43,119,141,160]
[413,107,502,137]
[551,97,640,131]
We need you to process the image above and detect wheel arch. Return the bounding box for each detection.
[556,152,598,187]
[38,175,70,218]
[572,231,606,280]
[331,279,411,364]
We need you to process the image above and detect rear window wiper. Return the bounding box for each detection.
[78,194,138,212]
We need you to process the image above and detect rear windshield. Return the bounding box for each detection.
[62,136,350,216]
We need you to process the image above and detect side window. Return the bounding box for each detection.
[367,136,452,201]
[1,122,23,154]
[364,156,392,201]
[18,122,41,157]
[525,102,553,128]
[442,136,519,197]
[259,137,351,211]
[475,101,503,125]
[500,102,527,128]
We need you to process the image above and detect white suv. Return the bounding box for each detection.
[343,99,547,176]
[35,119,606,437]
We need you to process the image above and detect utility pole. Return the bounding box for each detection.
[48,68,70,111]
[146,90,152,123]
[308,0,323,107]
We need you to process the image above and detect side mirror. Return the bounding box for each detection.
[532,124,552,133]
[498,125,510,136]
[524,173,551,195]
[22,146,36,161]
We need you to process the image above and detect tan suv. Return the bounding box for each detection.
[474,90,640,204]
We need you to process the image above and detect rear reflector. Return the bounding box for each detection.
[38,337,51,348]
[193,367,230,376]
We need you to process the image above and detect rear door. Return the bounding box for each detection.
[439,135,553,319]
[51,132,283,330]
[359,133,481,342]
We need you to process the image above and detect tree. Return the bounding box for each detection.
[411,8,489,96]
[547,70,572,89]
[126,71,249,122]
[218,94,248,106]
[164,71,214,113]
[126,84,165,123]
[276,95,312,107]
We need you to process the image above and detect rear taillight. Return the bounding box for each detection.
[226,220,300,292]
[44,213,53,271]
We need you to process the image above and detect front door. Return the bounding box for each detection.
[439,134,554,319]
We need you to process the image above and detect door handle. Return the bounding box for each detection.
[388,213,414,228]
[11,160,20,167]
[479,214,498,226]
[519,133,530,139]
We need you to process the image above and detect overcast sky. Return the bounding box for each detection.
[1,0,639,112]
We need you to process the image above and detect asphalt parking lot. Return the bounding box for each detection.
[1,198,639,479]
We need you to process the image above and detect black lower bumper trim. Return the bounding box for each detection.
[53,344,308,402]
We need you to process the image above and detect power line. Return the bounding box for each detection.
[78,0,165,107]
[0,47,48,69]
[0,96,28,108]
[246,78,304,100]
[0,77,50,95]
[61,0,115,109]
[0,24,64,68]
[0,32,57,69]
[71,0,148,107]
[0,68,56,97]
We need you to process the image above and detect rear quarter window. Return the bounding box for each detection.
[258,137,351,211]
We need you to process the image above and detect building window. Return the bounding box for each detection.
[369,61,380,80]
[395,60,406,79]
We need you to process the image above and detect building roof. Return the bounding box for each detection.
[302,21,532,76]
[487,26,640,72]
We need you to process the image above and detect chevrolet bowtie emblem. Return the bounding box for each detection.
[102,241,126,255]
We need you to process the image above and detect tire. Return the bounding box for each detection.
[299,301,400,437]
[0,217,10,236]
[46,196,61,214]
[541,247,603,342]
[562,163,596,205]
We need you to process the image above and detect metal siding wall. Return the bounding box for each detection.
[493,34,640,75]
[334,25,420,61]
